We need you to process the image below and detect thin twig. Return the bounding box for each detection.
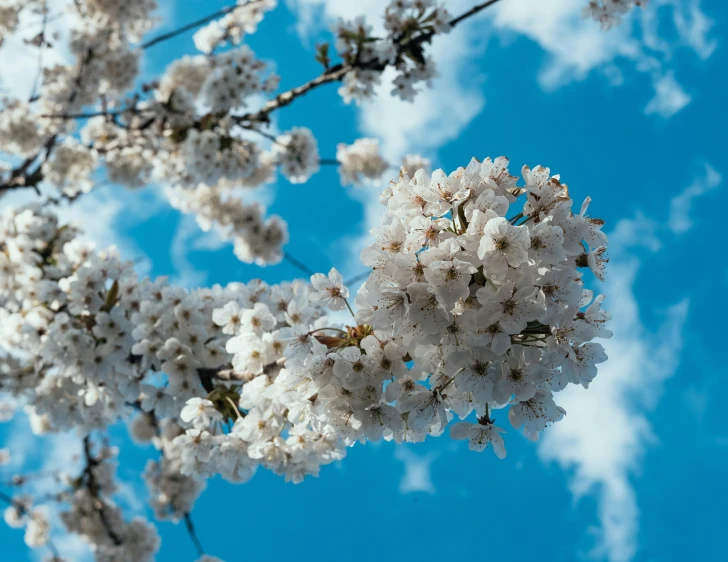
[0,491,15,505]
[235,65,350,124]
[82,436,123,546]
[283,252,316,277]
[4,0,505,195]
[449,0,504,27]
[183,512,205,557]
[28,0,49,103]
[344,271,370,287]
[141,1,263,50]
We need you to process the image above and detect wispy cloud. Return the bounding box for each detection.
[644,72,691,118]
[394,447,437,494]
[539,247,688,562]
[491,0,715,118]
[170,214,210,288]
[672,0,718,59]
[535,175,728,560]
[668,163,722,234]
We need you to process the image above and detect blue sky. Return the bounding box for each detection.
[1,1,727,561]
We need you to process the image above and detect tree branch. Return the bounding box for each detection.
[183,512,205,557]
[449,0,504,28]
[234,0,504,124]
[2,0,504,196]
[283,252,316,277]
[344,271,370,287]
[82,436,123,546]
[140,0,263,50]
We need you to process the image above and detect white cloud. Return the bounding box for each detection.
[170,214,209,288]
[492,0,639,90]
[538,212,690,562]
[672,0,718,59]
[394,446,437,494]
[644,72,691,118]
[491,0,714,112]
[668,163,722,233]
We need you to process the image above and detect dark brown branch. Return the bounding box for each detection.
[234,0,503,124]
[235,65,350,124]
[449,0,504,28]
[183,512,205,557]
[344,271,370,287]
[28,1,50,103]
[82,436,123,546]
[140,0,263,50]
[4,1,504,196]
[0,135,56,195]
[283,252,316,277]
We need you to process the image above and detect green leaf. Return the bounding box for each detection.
[315,42,330,69]
[101,280,119,313]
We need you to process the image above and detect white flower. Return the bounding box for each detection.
[227,333,272,375]
[310,268,349,311]
[275,127,320,183]
[450,420,506,457]
[336,138,389,185]
[398,389,448,432]
[478,217,530,276]
[509,391,566,441]
[180,398,223,430]
[24,506,50,548]
[528,219,567,265]
[423,256,477,311]
[241,302,277,335]
[332,347,372,390]
[212,302,244,335]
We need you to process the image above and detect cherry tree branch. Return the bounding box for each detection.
[140,0,263,50]
[183,512,205,557]
[28,0,50,103]
[1,1,503,198]
[344,271,371,287]
[449,0,504,27]
[283,252,317,277]
[234,0,504,125]
[82,436,123,546]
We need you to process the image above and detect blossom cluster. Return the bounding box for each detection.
[352,157,611,449]
[165,181,288,266]
[334,1,451,103]
[0,149,612,559]
[169,157,611,469]
[0,0,625,558]
[583,0,647,29]
[170,281,346,482]
[193,0,277,54]
[336,138,389,185]
[0,0,629,275]
[3,441,160,559]
[59,444,161,561]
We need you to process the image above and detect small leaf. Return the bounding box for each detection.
[315,42,330,69]
[101,280,119,313]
